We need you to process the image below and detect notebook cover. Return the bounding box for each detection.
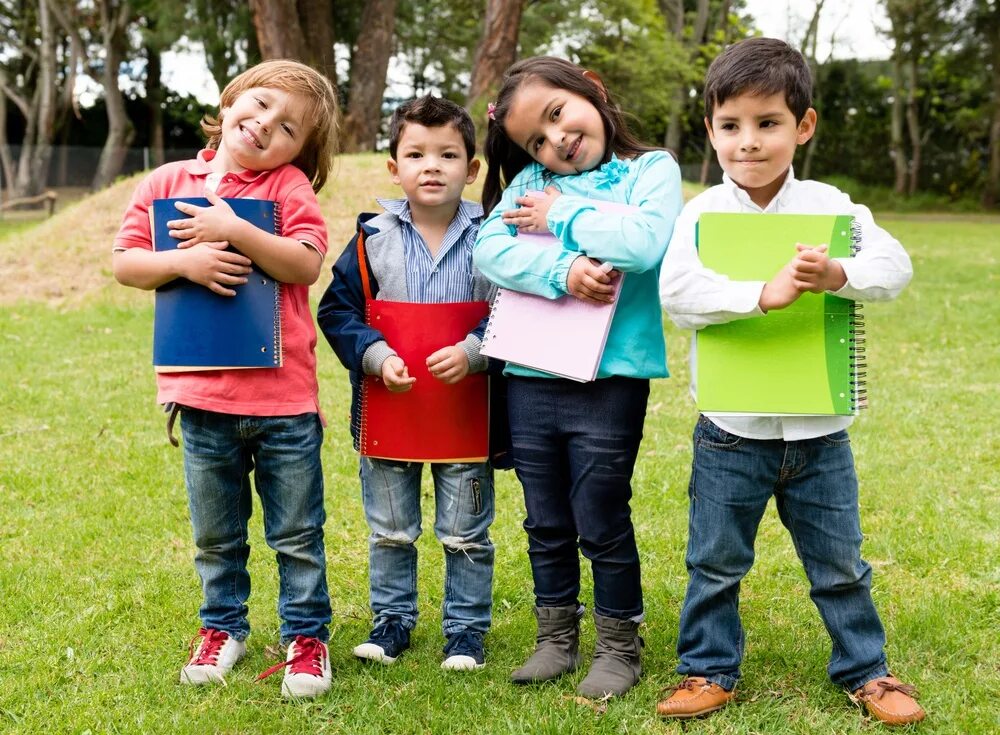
[360,300,490,463]
[151,198,282,372]
[479,199,636,382]
[695,213,858,415]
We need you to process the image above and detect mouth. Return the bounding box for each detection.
[420,180,445,188]
[565,136,582,162]
[239,125,263,149]
[736,159,764,166]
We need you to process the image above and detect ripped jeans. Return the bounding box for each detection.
[359,457,495,636]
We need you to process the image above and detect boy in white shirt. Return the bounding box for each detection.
[657,38,924,726]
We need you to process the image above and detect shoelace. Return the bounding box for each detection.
[188,627,230,666]
[257,636,326,680]
[866,680,920,700]
[444,630,481,657]
[661,677,712,696]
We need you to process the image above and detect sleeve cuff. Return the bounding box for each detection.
[459,334,487,373]
[362,340,397,375]
[551,251,584,295]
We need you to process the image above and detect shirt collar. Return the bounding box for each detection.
[722,166,797,211]
[182,148,269,183]
[376,197,483,225]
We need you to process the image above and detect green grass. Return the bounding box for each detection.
[0,209,998,734]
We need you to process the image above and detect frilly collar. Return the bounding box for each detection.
[589,155,629,188]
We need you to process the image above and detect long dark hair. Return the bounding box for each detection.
[481,56,658,214]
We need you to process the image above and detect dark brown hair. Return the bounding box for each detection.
[388,95,476,161]
[201,59,339,192]
[703,37,813,123]
[481,56,657,214]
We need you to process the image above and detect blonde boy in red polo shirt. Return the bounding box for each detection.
[113,60,338,699]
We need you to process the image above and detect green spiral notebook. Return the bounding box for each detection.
[695,213,865,416]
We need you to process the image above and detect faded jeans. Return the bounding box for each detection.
[359,457,495,635]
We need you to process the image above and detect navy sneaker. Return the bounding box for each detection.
[441,629,485,671]
[353,620,411,664]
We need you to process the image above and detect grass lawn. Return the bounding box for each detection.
[0,159,997,734]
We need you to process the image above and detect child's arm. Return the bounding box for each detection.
[823,199,912,302]
[545,152,683,273]
[660,205,774,330]
[170,189,322,285]
[112,242,253,296]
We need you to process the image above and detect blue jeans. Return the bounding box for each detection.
[676,416,889,692]
[359,457,495,635]
[507,376,649,620]
[180,408,331,644]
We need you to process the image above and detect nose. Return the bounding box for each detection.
[739,129,759,151]
[546,128,564,151]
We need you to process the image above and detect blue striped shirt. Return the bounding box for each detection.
[377,197,483,304]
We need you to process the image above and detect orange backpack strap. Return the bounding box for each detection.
[356,226,373,302]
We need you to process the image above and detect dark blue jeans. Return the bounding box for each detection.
[507,376,649,620]
[179,408,331,644]
[676,416,889,692]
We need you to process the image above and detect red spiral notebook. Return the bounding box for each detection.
[359,300,490,463]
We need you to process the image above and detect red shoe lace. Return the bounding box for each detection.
[188,627,230,666]
[257,636,326,680]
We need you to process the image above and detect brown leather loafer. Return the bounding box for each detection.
[656,676,734,719]
[851,675,926,726]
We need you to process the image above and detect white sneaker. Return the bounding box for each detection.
[180,628,246,685]
[258,636,331,699]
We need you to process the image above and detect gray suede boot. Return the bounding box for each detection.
[511,605,582,684]
[576,612,643,698]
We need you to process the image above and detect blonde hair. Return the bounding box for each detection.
[201,59,340,192]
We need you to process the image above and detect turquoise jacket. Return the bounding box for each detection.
[473,151,683,379]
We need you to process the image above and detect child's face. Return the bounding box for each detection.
[388,123,479,212]
[218,86,311,172]
[504,80,607,176]
[706,92,816,207]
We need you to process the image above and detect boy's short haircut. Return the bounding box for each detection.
[201,59,339,192]
[704,37,813,123]
[388,95,476,161]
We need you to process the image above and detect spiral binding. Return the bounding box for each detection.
[481,290,504,348]
[272,202,284,367]
[847,219,867,411]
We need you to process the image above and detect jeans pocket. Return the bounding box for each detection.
[471,477,483,515]
[696,416,744,450]
[818,430,851,447]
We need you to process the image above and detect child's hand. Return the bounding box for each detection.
[789,244,847,293]
[567,256,618,304]
[426,345,470,384]
[169,190,240,246]
[502,186,561,233]
[178,241,252,297]
[758,263,801,312]
[381,355,416,392]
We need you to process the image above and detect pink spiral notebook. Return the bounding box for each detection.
[480,198,636,382]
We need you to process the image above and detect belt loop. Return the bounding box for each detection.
[165,403,181,447]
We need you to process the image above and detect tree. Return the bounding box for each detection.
[976,0,1000,206]
[91,0,136,190]
[466,0,526,112]
[340,0,398,152]
[248,0,336,87]
[186,0,258,97]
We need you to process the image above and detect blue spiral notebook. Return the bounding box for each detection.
[151,197,282,372]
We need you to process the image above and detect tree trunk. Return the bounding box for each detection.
[904,56,920,196]
[0,72,17,198]
[341,0,397,153]
[297,0,336,87]
[889,55,907,195]
[249,0,306,60]
[146,41,165,168]
[29,0,58,195]
[92,0,136,190]
[466,0,525,110]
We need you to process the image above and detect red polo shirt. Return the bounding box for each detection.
[115,150,328,416]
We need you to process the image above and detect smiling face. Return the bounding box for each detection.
[503,79,608,175]
[706,92,816,208]
[388,122,480,215]
[216,86,311,173]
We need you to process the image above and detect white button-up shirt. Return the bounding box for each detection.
[659,168,913,441]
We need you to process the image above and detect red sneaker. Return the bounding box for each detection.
[258,635,331,699]
[180,628,246,685]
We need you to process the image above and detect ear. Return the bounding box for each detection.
[704,116,718,150]
[796,108,818,145]
[582,70,608,101]
[466,157,481,185]
[387,158,401,185]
